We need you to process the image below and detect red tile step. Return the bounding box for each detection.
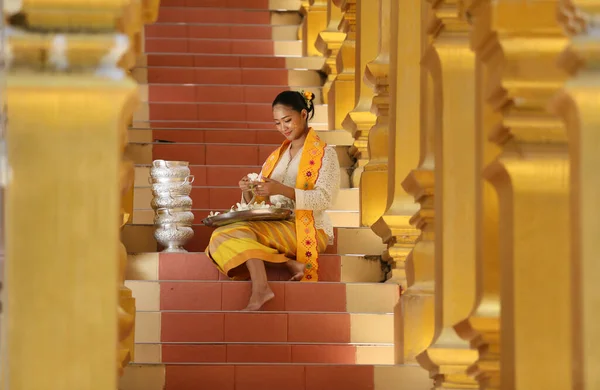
[145,23,277,40]
[160,281,347,312]
[152,143,280,166]
[149,129,283,144]
[146,102,283,122]
[157,253,342,282]
[160,343,359,364]
[161,311,351,343]
[145,54,289,69]
[161,363,376,390]
[159,0,271,9]
[146,67,289,85]
[147,84,295,103]
[145,38,276,55]
[156,7,274,24]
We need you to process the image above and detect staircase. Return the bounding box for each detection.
[119,1,418,389]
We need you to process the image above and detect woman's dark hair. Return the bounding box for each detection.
[272,90,315,120]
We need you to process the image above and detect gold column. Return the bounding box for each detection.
[315,0,346,104]
[398,30,435,368]
[303,0,328,57]
[327,0,356,130]
[360,0,391,227]
[454,1,501,388]
[552,2,600,387]
[2,0,157,388]
[415,1,478,388]
[298,1,310,40]
[370,0,422,286]
[342,0,379,186]
[483,2,570,389]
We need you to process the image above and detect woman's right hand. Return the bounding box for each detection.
[239,176,251,192]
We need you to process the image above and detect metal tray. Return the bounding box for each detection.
[202,208,293,227]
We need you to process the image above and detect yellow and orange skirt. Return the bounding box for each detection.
[206,220,328,280]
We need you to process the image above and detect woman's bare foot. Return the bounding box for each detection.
[286,259,305,281]
[242,286,275,311]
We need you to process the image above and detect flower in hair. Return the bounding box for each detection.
[299,90,315,109]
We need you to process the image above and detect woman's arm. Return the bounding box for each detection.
[254,147,340,209]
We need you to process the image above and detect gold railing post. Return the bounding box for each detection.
[341,0,378,187]
[482,2,571,389]
[394,0,436,366]
[370,0,422,286]
[414,1,479,388]
[303,0,328,57]
[453,1,502,388]
[360,0,391,227]
[1,0,159,387]
[327,0,356,131]
[315,0,346,104]
[552,2,600,387]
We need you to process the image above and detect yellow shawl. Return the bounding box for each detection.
[259,128,326,281]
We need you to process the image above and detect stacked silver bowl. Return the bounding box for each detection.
[150,160,195,253]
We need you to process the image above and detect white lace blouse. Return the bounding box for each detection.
[254,144,341,243]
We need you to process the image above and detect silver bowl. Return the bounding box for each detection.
[151,195,193,210]
[154,223,194,253]
[149,174,195,184]
[151,160,191,179]
[151,181,193,197]
[154,208,195,225]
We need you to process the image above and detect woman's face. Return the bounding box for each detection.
[273,104,307,141]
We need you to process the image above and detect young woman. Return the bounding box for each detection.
[206,90,341,311]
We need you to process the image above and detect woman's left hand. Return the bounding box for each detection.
[253,178,284,197]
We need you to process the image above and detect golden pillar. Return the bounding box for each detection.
[302,0,328,57]
[342,0,379,187]
[394,0,434,365]
[552,2,600,387]
[327,0,356,131]
[481,2,571,389]
[360,0,391,227]
[370,0,422,286]
[2,0,158,388]
[453,0,501,388]
[315,0,346,104]
[415,1,478,388]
